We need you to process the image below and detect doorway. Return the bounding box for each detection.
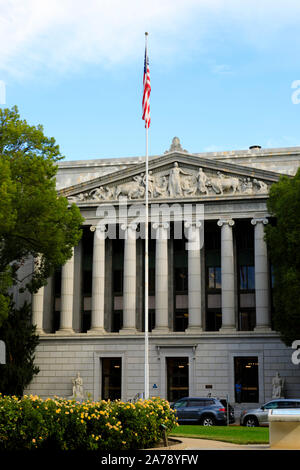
[101,357,122,400]
[166,357,189,402]
[234,356,259,403]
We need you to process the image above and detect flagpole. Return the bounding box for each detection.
[144,31,149,400]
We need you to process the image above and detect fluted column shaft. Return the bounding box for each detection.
[88,225,106,334]
[58,248,75,334]
[185,222,202,332]
[120,223,137,333]
[32,286,45,334]
[152,222,169,333]
[251,218,271,331]
[218,219,236,331]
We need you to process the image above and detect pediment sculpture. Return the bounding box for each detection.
[67,163,271,203]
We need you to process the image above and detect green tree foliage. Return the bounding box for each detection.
[0,301,39,396]
[265,169,300,345]
[0,106,84,325]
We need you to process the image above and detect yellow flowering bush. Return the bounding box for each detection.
[0,394,177,450]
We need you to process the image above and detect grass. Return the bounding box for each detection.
[170,425,269,445]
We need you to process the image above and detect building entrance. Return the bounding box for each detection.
[101,358,122,400]
[166,357,189,402]
[234,356,259,403]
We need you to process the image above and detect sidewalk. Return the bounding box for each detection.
[158,437,270,451]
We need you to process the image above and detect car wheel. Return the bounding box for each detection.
[200,415,216,426]
[244,416,259,427]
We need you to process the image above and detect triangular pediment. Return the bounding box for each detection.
[59,151,282,205]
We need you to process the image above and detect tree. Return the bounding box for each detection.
[0,106,84,325]
[265,168,300,346]
[0,301,39,396]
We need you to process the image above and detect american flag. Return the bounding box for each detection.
[142,45,151,128]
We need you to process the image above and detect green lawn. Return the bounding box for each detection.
[170,425,269,445]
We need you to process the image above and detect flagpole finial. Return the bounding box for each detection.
[145,32,148,36]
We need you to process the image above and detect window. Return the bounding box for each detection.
[239,266,255,290]
[188,399,206,407]
[112,310,123,332]
[206,310,222,331]
[207,267,221,290]
[174,400,188,408]
[265,401,279,409]
[239,309,256,331]
[82,311,91,333]
[174,310,188,332]
[175,267,188,292]
[113,270,123,294]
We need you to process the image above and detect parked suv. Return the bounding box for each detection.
[170,397,228,426]
[240,399,300,427]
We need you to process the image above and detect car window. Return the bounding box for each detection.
[174,400,188,408]
[278,401,300,408]
[187,400,205,407]
[264,401,279,409]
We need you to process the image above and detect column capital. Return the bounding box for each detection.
[217,218,235,227]
[152,222,169,230]
[120,222,138,231]
[90,224,107,232]
[251,217,268,226]
[184,221,202,229]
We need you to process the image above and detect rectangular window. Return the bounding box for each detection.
[239,309,256,331]
[175,267,188,293]
[207,267,221,290]
[113,269,123,294]
[112,310,123,332]
[174,309,188,332]
[206,310,222,331]
[101,358,122,400]
[239,266,255,290]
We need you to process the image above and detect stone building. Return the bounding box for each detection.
[24,138,300,405]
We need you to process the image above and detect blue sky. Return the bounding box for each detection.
[1,0,300,161]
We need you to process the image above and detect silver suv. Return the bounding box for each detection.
[240,399,300,427]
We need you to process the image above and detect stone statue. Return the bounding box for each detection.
[143,171,155,198]
[272,372,285,399]
[197,167,209,195]
[155,175,168,198]
[71,372,85,400]
[168,162,191,197]
[164,136,188,153]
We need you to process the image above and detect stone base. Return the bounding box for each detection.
[55,328,75,335]
[219,327,237,334]
[86,327,107,335]
[119,328,138,335]
[151,327,170,335]
[254,326,272,332]
[185,327,203,334]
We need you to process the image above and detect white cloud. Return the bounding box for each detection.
[1,0,300,79]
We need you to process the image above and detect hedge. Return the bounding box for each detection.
[0,394,178,450]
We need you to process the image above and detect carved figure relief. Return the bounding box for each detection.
[67,163,271,203]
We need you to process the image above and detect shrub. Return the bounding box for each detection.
[0,394,177,450]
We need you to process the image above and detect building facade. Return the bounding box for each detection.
[24,138,300,404]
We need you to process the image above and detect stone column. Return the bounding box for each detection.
[152,222,170,334]
[251,218,271,331]
[120,223,137,334]
[217,219,236,332]
[88,224,106,334]
[32,286,45,334]
[185,221,203,333]
[57,248,75,334]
